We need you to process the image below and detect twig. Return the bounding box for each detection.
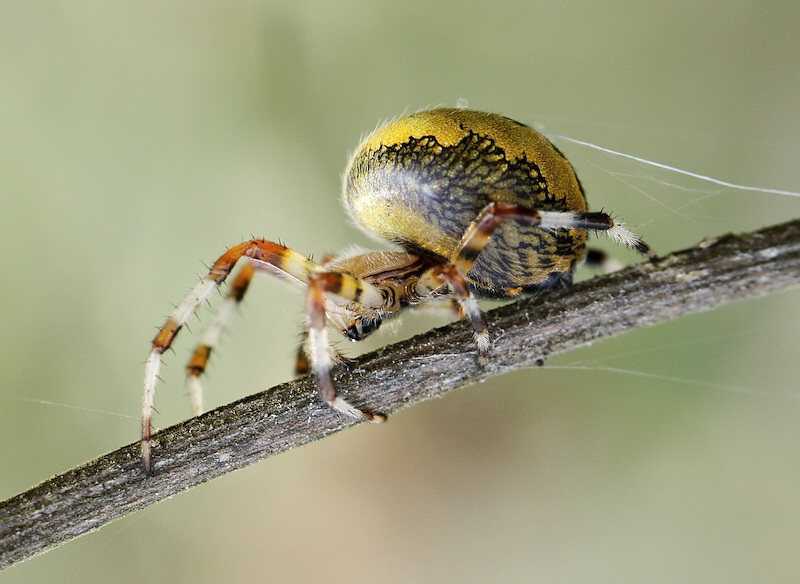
[1,218,799,569]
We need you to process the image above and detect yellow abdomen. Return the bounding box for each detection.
[343,108,587,296]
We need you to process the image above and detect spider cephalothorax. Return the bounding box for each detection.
[141,107,654,474]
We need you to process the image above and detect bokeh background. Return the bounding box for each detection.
[2,2,799,583]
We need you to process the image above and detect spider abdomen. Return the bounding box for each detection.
[344,108,588,296]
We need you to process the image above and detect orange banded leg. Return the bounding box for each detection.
[304,271,386,423]
[142,239,320,475]
[185,261,256,416]
[294,330,312,376]
[431,264,490,364]
[433,202,655,368]
[453,202,655,277]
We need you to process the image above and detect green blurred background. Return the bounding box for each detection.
[2,2,799,582]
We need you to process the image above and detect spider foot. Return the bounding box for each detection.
[330,396,386,423]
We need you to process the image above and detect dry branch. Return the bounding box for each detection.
[1,218,799,569]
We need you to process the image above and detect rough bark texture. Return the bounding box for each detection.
[1,218,799,569]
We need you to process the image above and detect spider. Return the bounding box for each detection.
[141,107,655,474]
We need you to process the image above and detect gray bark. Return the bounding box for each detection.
[1,218,799,570]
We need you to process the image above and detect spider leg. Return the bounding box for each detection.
[431,201,654,366]
[185,254,332,416]
[304,271,386,423]
[453,202,654,279]
[184,261,255,416]
[294,329,312,376]
[583,248,625,273]
[142,239,320,474]
[428,263,490,364]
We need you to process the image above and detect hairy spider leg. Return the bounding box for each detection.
[184,261,256,416]
[184,250,338,417]
[435,201,656,364]
[304,271,387,422]
[186,247,353,414]
[294,329,312,376]
[423,262,491,364]
[142,239,321,474]
[453,202,655,278]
